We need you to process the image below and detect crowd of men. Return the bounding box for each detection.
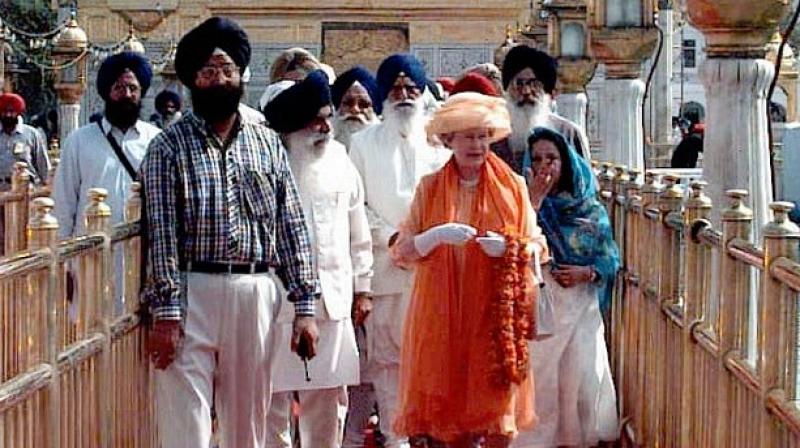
[0,15,599,448]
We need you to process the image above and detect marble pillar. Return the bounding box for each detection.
[700,58,774,228]
[602,78,646,170]
[651,7,674,144]
[557,92,588,132]
[58,103,81,145]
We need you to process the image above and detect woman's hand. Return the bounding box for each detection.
[526,165,557,211]
[551,264,595,288]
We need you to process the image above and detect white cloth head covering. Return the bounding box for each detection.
[258,80,296,112]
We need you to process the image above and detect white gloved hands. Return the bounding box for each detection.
[414,223,478,257]
[476,231,507,258]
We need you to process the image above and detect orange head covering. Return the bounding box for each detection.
[425,91,510,144]
[0,93,26,115]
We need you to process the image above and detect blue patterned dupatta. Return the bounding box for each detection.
[524,127,620,311]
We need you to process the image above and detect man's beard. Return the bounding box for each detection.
[105,99,141,130]
[0,117,17,129]
[287,129,331,157]
[333,112,376,148]
[506,93,551,155]
[191,84,243,123]
[382,97,426,138]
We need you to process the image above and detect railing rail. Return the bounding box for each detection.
[0,182,156,448]
[596,160,800,447]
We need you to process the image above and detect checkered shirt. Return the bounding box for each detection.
[140,106,319,321]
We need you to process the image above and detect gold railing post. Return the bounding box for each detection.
[758,202,800,446]
[84,188,112,448]
[616,170,641,421]
[5,162,32,255]
[123,182,142,315]
[659,174,684,305]
[680,181,713,446]
[599,162,614,194]
[28,197,60,448]
[716,190,752,448]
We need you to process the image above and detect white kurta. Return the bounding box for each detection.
[513,270,618,448]
[271,139,373,392]
[52,118,161,238]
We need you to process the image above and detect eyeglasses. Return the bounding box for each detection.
[197,63,239,80]
[514,77,544,90]
[110,83,141,95]
[389,84,421,97]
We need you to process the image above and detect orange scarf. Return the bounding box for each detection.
[394,151,537,441]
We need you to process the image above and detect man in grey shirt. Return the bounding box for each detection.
[0,92,49,190]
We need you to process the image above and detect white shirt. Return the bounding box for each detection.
[277,139,373,322]
[53,118,161,239]
[349,121,451,295]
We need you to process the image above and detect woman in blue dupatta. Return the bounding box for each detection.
[512,127,620,448]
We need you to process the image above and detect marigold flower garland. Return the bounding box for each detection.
[490,233,534,388]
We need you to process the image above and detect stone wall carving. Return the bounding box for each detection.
[412,45,494,77]
[322,23,409,74]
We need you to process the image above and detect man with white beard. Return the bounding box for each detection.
[349,54,451,448]
[494,45,591,174]
[331,66,380,150]
[263,69,374,448]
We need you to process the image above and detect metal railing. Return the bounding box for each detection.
[595,161,800,447]
[0,182,156,448]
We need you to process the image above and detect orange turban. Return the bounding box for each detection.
[425,91,510,143]
[0,93,26,115]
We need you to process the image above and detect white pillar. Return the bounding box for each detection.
[601,78,646,170]
[701,58,774,229]
[59,103,81,145]
[652,8,674,144]
[556,92,588,134]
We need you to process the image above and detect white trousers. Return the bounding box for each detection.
[343,326,378,447]
[266,387,349,448]
[367,293,410,448]
[155,272,278,448]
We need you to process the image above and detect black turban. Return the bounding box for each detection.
[501,45,558,94]
[331,66,380,114]
[175,17,251,88]
[96,51,153,101]
[264,70,331,134]
[154,90,182,114]
[376,54,428,106]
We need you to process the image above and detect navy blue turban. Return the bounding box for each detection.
[175,17,251,88]
[376,54,428,105]
[96,51,153,101]
[154,90,182,114]
[501,45,558,94]
[331,66,381,114]
[264,70,331,134]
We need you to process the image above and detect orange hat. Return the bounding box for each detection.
[426,92,510,143]
[0,93,26,115]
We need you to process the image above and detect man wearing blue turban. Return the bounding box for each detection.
[331,66,381,150]
[264,69,373,448]
[53,50,161,316]
[349,53,451,448]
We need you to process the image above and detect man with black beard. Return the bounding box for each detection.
[140,17,320,448]
[331,66,380,150]
[53,51,159,241]
[0,93,49,189]
[349,54,451,448]
[493,45,590,174]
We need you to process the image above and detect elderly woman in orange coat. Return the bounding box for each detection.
[390,92,549,448]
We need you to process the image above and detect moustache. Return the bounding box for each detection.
[341,114,368,124]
